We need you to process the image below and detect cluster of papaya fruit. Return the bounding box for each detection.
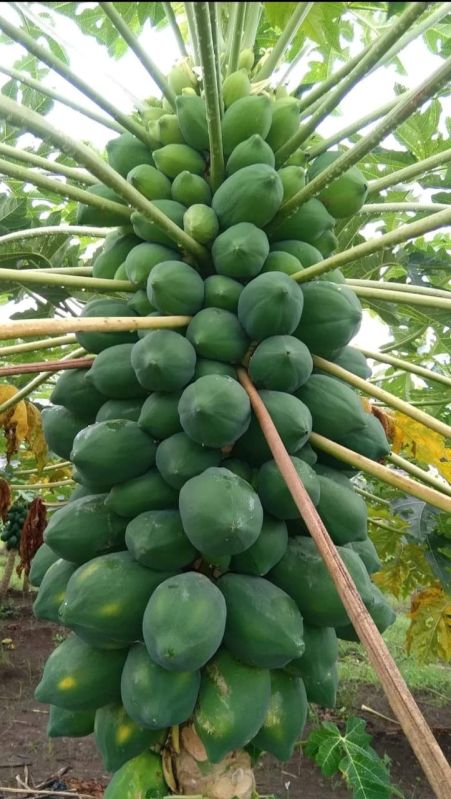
[30,57,394,794]
[1,497,28,551]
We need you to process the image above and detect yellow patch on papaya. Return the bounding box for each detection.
[55,592,66,603]
[116,723,133,745]
[100,601,121,616]
[77,562,100,580]
[58,676,76,691]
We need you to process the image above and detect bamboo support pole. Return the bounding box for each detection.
[0,357,94,378]
[0,336,76,356]
[238,369,451,797]
[0,316,191,341]
[388,453,451,498]
[357,347,451,388]
[312,356,451,440]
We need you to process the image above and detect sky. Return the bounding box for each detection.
[0,3,447,352]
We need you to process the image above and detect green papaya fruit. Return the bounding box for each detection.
[277,165,305,201]
[221,95,272,156]
[29,544,59,587]
[95,704,165,773]
[212,164,283,228]
[307,151,368,217]
[76,184,128,226]
[266,98,300,151]
[296,374,367,442]
[218,573,304,668]
[168,61,197,94]
[131,199,186,247]
[121,643,200,729]
[183,203,219,243]
[103,750,167,798]
[126,509,197,571]
[96,397,143,423]
[314,228,339,257]
[59,552,173,649]
[336,584,395,641]
[253,671,308,760]
[42,406,87,461]
[219,458,253,483]
[171,170,212,205]
[261,250,302,275]
[230,515,288,576]
[338,412,390,461]
[106,132,154,176]
[194,648,271,763]
[270,239,322,267]
[331,346,372,379]
[234,390,312,465]
[269,198,335,247]
[212,222,269,280]
[33,558,77,623]
[285,624,338,707]
[87,344,148,400]
[124,242,182,289]
[237,272,304,339]
[71,420,156,487]
[76,299,138,354]
[114,261,128,280]
[187,308,249,363]
[143,572,226,671]
[35,634,127,710]
[176,94,209,150]
[319,266,346,284]
[138,391,183,439]
[194,358,236,380]
[156,113,184,145]
[147,260,204,314]
[294,441,318,466]
[93,234,141,279]
[126,163,171,200]
[222,69,251,108]
[179,467,263,557]
[131,330,196,391]
[153,143,206,178]
[156,431,221,489]
[269,537,374,627]
[178,374,251,448]
[286,147,307,167]
[44,494,126,564]
[127,289,154,316]
[50,368,105,420]
[257,458,320,519]
[226,134,275,176]
[345,538,381,574]
[314,470,368,544]
[249,335,313,392]
[48,705,95,738]
[293,282,362,358]
[105,468,178,518]
[203,275,243,312]
[238,48,255,70]
[67,484,101,502]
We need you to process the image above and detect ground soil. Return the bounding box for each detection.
[0,593,449,799]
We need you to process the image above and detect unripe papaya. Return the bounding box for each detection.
[76,184,128,227]
[76,298,138,354]
[106,132,154,177]
[103,751,167,799]
[345,538,381,574]
[131,199,186,246]
[226,134,275,175]
[269,198,335,247]
[142,105,166,122]
[156,432,221,489]
[96,397,143,423]
[314,228,339,257]
[183,203,219,243]
[330,346,372,379]
[131,330,196,392]
[204,275,243,312]
[266,97,300,152]
[307,151,368,217]
[278,165,305,201]
[253,671,308,761]
[147,260,204,315]
[176,95,209,151]
[171,170,212,205]
[230,515,288,576]
[153,143,206,178]
[222,69,251,108]
[257,457,320,519]
[71,420,156,487]
[221,95,273,156]
[157,114,184,144]
[212,164,283,228]
[42,406,87,461]
[270,239,322,267]
[296,374,367,442]
[337,412,390,461]
[212,222,269,280]
[261,250,302,276]
[127,163,171,200]
[293,282,362,358]
[168,61,197,94]
[48,705,95,738]
[124,242,181,288]
[286,625,338,708]
[237,272,304,339]
[286,147,307,167]
[187,308,249,363]
[138,391,183,440]
[194,359,236,380]
[178,374,251,448]
[249,335,313,392]
[238,48,255,71]
[92,234,140,279]
[114,262,127,280]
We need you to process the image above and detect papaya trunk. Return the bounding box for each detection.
[0,550,16,598]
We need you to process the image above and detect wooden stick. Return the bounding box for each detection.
[0,358,94,377]
[0,316,191,340]
[237,368,451,798]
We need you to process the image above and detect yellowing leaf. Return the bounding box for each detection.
[406,584,451,663]
[0,384,28,459]
[390,412,451,482]
[25,402,48,470]
[372,542,434,598]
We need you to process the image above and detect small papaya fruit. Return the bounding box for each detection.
[126,163,171,200]
[124,241,182,288]
[204,274,243,312]
[183,203,219,243]
[147,260,204,315]
[171,170,212,205]
[212,164,283,228]
[157,113,184,145]
[131,199,186,247]
[222,69,251,108]
[237,271,304,339]
[153,143,206,178]
[176,95,209,151]
[307,151,368,217]
[226,134,275,175]
[266,97,300,152]
[278,165,305,201]
[106,132,154,176]
[212,222,269,280]
[221,95,273,155]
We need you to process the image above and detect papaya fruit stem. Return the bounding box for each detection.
[353,487,391,506]
[0,143,96,185]
[0,266,133,294]
[193,3,225,190]
[163,2,190,59]
[0,226,110,247]
[0,316,192,342]
[184,2,201,65]
[208,3,225,115]
[0,336,77,357]
[312,355,451,440]
[368,145,451,195]
[274,2,429,165]
[226,2,247,75]
[0,12,150,145]
[356,347,451,389]
[291,206,451,282]
[99,2,177,110]
[388,453,451,498]
[350,284,451,310]
[0,64,123,134]
[0,93,210,267]
[241,1,263,51]
[347,279,450,301]
[253,2,313,82]
[0,356,94,378]
[0,347,85,415]
[238,368,451,797]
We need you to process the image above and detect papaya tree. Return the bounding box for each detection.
[0,2,450,798]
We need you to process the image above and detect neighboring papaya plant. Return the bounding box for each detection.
[0,2,450,798]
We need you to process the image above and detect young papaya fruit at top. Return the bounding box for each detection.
[168,60,197,94]
[212,222,269,280]
[183,204,219,243]
[222,69,251,109]
[131,199,186,247]
[124,241,182,289]
[142,104,166,123]
[76,184,128,227]
[127,163,171,200]
[307,151,368,217]
[270,239,322,267]
[285,147,307,167]
[293,281,362,358]
[226,134,275,175]
[221,95,273,155]
[261,250,302,276]
[278,165,305,201]
[238,271,304,340]
[171,170,212,206]
[176,94,209,151]
[178,374,251,448]
[153,143,206,178]
[187,307,249,363]
[147,260,204,315]
[314,228,339,257]
[92,234,141,279]
[131,330,196,392]
[204,275,243,312]
[156,114,184,145]
[266,97,300,152]
[76,298,138,354]
[106,132,154,177]
[238,47,255,71]
[269,197,335,247]
[212,164,283,228]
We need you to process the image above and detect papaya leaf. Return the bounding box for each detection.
[407,584,451,662]
[390,413,451,482]
[391,497,451,591]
